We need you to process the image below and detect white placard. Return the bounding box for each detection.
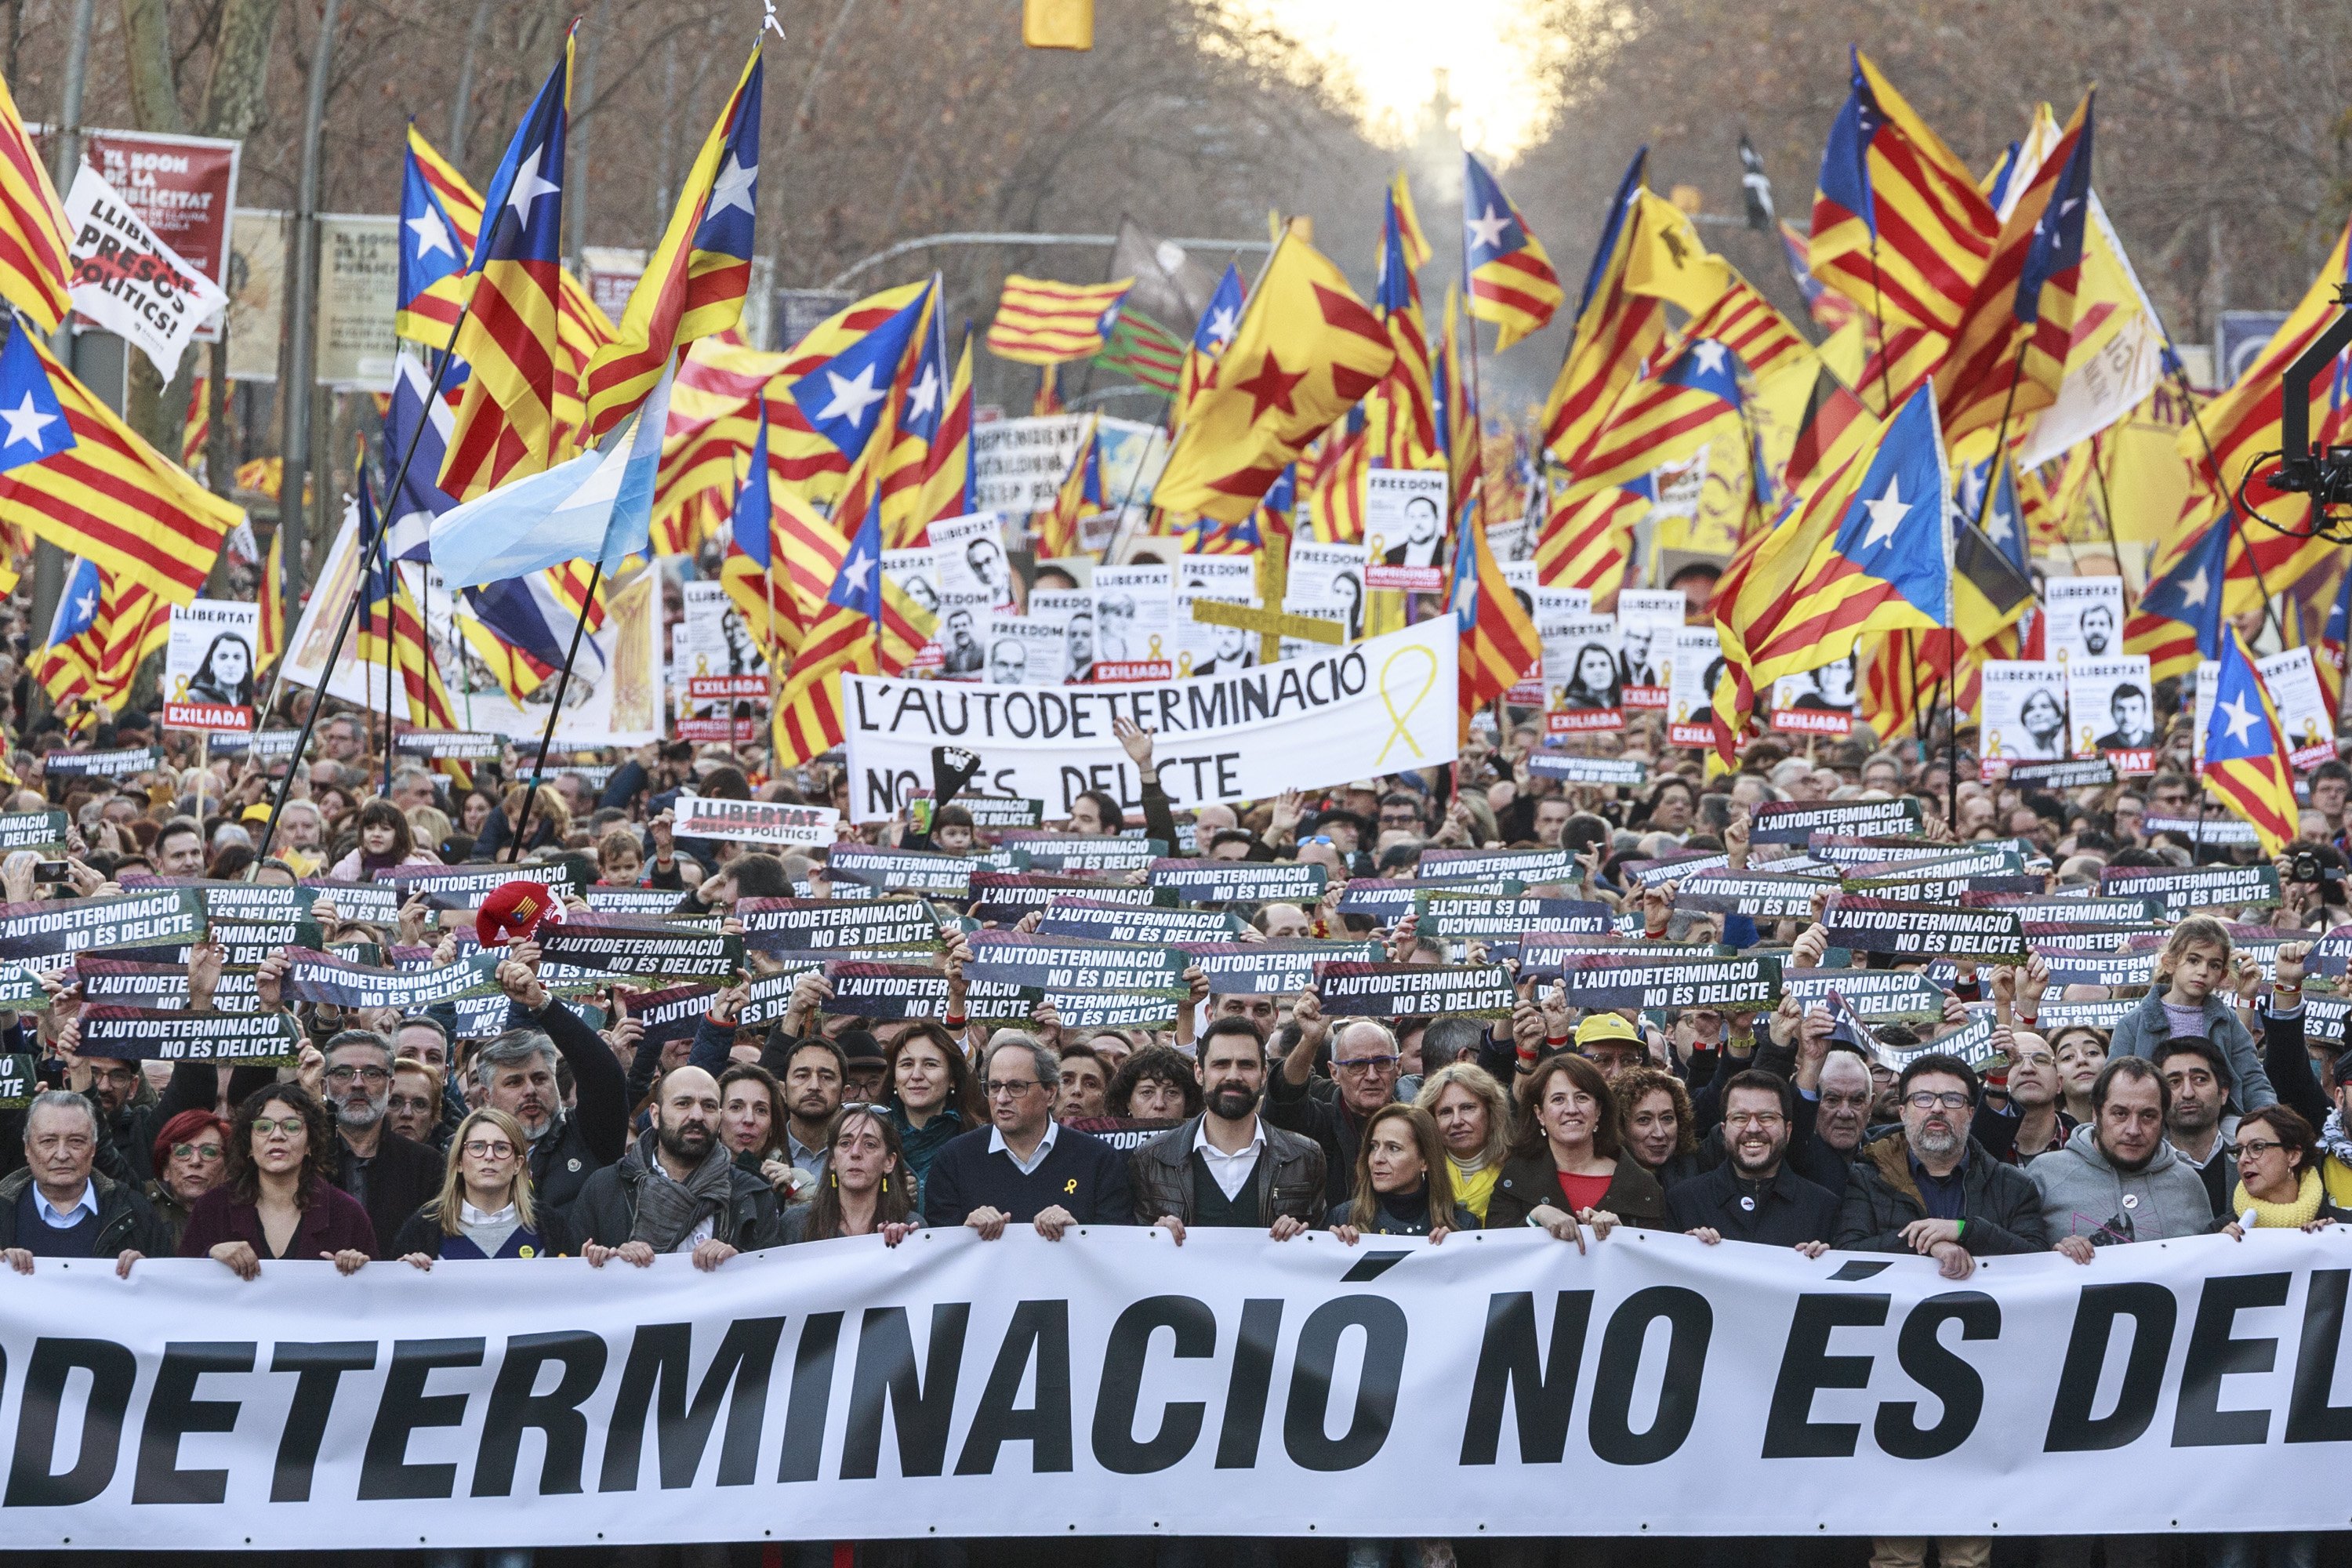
[1284,539,1369,641]
[1542,614,1622,734]
[2259,645,2336,769]
[1768,655,1857,737]
[981,612,1067,687]
[1615,588,1685,710]
[162,598,259,732]
[2064,655,2155,764]
[1174,589,1256,678]
[670,795,841,845]
[2194,659,2218,768]
[1981,659,2069,764]
[1668,625,1724,746]
[1028,588,1094,684]
[1363,469,1449,590]
[969,414,1087,514]
[1091,564,1174,682]
[64,161,230,379]
[883,546,944,672]
[844,618,1460,819]
[1177,554,1257,597]
[932,512,1017,611]
[679,579,767,700]
[2044,576,2125,664]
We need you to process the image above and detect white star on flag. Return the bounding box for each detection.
[906,365,942,423]
[818,365,887,427]
[1204,306,1239,345]
[706,152,758,220]
[0,391,56,449]
[1465,204,1512,252]
[72,590,95,620]
[1984,505,2013,545]
[840,551,877,593]
[2217,692,2260,747]
[1690,340,1730,377]
[407,210,456,260]
[505,146,561,226]
[2180,567,2211,608]
[1859,477,1911,549]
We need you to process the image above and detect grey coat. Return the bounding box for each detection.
[2027,1123,2221,1247]
[2106,989,2276,1111]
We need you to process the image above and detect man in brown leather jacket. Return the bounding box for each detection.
[1131,1018,1327,1240]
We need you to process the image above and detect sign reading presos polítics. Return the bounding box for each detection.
[1361,469,1449,592]
[77,1005,299,1062]
[1822,895,2027,962]
[1171,938,1384,995]
[161,599,260,732]
[734,896,942,953]
[63,160,230,379]
[841,619,1459,823]
[1523,752,1647,787]
[1145,858,1327,905]
[669,795,840,847]
[1312,960,1516,1018]
[81,129,238,321]
[1749,797,1923,844]
[1552,950,1783,1011]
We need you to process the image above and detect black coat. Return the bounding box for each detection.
[1666,1161,1842,1247]
[573,1147,782,1252]
[1482,1152,1670,1230]
[389,1202,578,1260]
[0,1167,172,1258]
[1831,1133,2049,1256]
[337,1130,446,1261]
[517,996,633,1217]
[921,1123,1134,1228]
[1265,1071,1383,1207]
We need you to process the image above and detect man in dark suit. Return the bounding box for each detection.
[924,1036,1132,1237]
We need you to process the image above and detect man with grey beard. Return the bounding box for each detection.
[1831,1051,2047,1279]
[313,1029,444,1259]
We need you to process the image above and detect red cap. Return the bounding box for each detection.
[476,879,561,947]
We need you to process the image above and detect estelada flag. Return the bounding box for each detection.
[1152,230,1394,524]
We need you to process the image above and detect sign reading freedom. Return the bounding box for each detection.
[0,1231,2341,1548]
[841,619,1458,822]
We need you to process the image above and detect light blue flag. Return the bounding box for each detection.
[427,358,673,587]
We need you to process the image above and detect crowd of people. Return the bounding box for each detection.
[0,673,2344,1568]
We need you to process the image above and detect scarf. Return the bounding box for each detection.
[628,1138,736,1252]
[2321,1109,2352,1170]
[2234,1167,2324,1229]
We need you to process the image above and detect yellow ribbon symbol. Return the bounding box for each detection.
[172,676,190,700]
[1178,652,1193,677]
[1986,728,2004,757]
[1148,633,1163,659]
[2078,724,2093,753]
[695,655,710,676]
[1374,644,1439,764]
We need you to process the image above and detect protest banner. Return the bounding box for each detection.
[2003,757,2118,789]
[0,963,46,1009]
[2259,646,2336,768]
[967,874,1163,924]
[1842,868,2042,904]
[77,1005,299,1062]
[392,731,508,762]
[2045,575,2126,663]
[62,160,230,378]
[1008,835,1164,873]
[1410,893,1611,938]
[1523,752,1649,786]
[1624,851,1734,887]
[818,960,955,1019]
[1665,625,1722,746]
[281,949,500,1010]
[1335,876,1522,920]
[1822,896,2027,962]
[2140,815,2261,847]
[2037,950,2159,986]
[841,619,1459,822]
[735,897,942,953]
[1961,892,2162,923]
[538,923,743,982]
[42,746,165,779]
[0,810,66,852]
[2097,862,2281,916]
[0,889,205,960]
[585,887,695,917]
[74,957,260,1012]
[96,916,318,970]
[1036,898,1242,942]
[1312,961,1516,1018]
[376,863,583,911]
[299,880,408,925]
[0,1227,2345,1547]
[160,600,260,732]
[961,932,1185,994]
[1541,615,1623,735]
[209,728,307,764]
[0,1053,31,1108]
[1146,858,1327,904]
[2063,655,2156,772]
[827,846,976,895]
[1613,589,1682,709]
[1551,950,1782,1010]
[1418,846,1579,885]
[1361,469,1448,591]
[2034,998,2142,1030]
[623,983,722,1047]
[1767,655,1857,737]
[2024,924,2168,953]
[1781,967,1947,1022]
[1670,872,1824,919]
[1749,798,1923,844]
[1171,938,1383,994]
[937,796,1047,829]
[670,797,841,847]
[119,876,318,921]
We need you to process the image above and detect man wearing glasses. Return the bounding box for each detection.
[1831,1051,2047,1282]
[1668,1070,1838,1250]
[1269,990,1404,1207]
[922,1034,1133,1238]
[310,1028,445,1259]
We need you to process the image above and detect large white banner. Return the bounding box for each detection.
[1,1228,2347,1549]
[842,618,1459,822]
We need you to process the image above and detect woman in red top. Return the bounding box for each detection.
[177,1083,375,1276]
[1483,1052,1668,1243]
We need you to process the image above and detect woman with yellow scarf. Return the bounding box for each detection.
[2230,1104,2349,1233]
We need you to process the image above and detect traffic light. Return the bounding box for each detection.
[1023,0,1091,49]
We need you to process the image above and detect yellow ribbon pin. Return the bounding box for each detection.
[1148,633,1163,659]
[1374,643,1439,764]
[1063,1178,1078,1195]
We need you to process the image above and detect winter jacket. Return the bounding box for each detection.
[1482,1152,1670,1231]
[389,1202,577,1260]
[1323,1191,1476,1236]
[1265,1072,1396,1207]
[1666,1161,1842,1247]
[2027,1123,2220,1247]
[0,1167,172,1257]
[176,1178,379,1260]
[2107,988,2276,1111]
[515,995,633,1217]
[572,1142,782,1252]
[1831,1133,2048,1256]
[1128,1115,1327,1227]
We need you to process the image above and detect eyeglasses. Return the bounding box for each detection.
[1302,835,1334,846]
[985,1080,1042,1098]
[325,1065,392,1085]
[170,1142,223,1162]
[2239,1139,2288,1159]
[2013,1053,2058,1070]
[1334,1055,1399,1074]
[1904,1091,1973,1112]
[1723,1112,1785,1131]
[250,1117,307,1138]
[463,1138,517,1159]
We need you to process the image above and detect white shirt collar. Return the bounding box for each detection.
[988,1119,1060,1175]
[33,1179,96,1229]
[1192,1117,1265,1160]
[459,1199,517,1227]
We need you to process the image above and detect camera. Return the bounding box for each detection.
[2289,849,2345,887]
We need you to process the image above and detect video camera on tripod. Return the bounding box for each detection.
[2246,283,2352,534]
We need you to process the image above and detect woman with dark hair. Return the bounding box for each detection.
[1559,642,1623,710]
[2232,1104,2349,1230]
[328,797,438,880]
[186,631,255,708]
[883,1023,979,1207]
[393,1107,574,1262]
[782,1106,919,1244]
[146,1108,230,1246]
[1109,1044,1204,1121]
[719,1062,791,1185]
[1484,1052,1668,1241]
[1329,1104,1474,1240]
[1614,1065,1700,1189]
[178,1083,374,1276]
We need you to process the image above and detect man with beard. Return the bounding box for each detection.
[2031,1056,2219,1257]
[1832,1052,2046,1279]
[472,939,632,1217]
[577,1065,779,1269]
[1130,1018,1326,1239]
[2152,1035,2238,1217]
[1668,1071,1839,1250]
[778,1039,845,1178]
[311,1029,442,1258]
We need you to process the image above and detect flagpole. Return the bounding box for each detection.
[503,561,602,862]
[379,513,396,796]
[2087,432,2136,617]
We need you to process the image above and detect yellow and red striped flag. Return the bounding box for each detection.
[257,522,285,673]
[32,558,170,713]
[0,67,70,332]
[1541,154,1667,471]
[1463,152,1562,351]
[986,275,1134,365]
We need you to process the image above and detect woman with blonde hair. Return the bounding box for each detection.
[393,1107,575,1264]
[1414,1062,1511,1222]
